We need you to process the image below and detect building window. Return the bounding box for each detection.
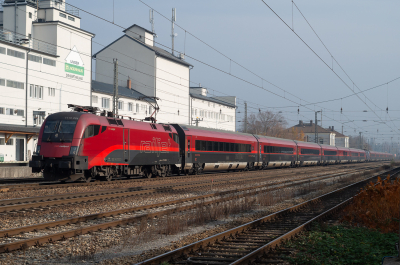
[7,49,25,59]
[118,101,124,110]
[30,85,43,99]
[43,58,56,67]
[16,109,24,116]
[102,98,110,109]
[128,103,133,111]
[0,79,4,86]
[6,139,13,146]
[7,80,24,89]
[6,108,14,115]
[319,139,324,144]
[29,12,32,19]
[0,138,4,145]
[68,16,75,22]
[0,107,4,114]
[149,106,153,114]
[0,47,5,54]
[92,95,98,103]
[136,103,139,113]
[28,34,32,39]
[28,54,42,63]
[48,87,55,97]
[59,12,67,18]
[141,105,146,112]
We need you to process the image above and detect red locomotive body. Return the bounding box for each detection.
[30,112,180,181]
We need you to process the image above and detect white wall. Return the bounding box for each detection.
[190,97,236,131]
[0,133,37,162]
[155,56,190,124]
[305,133,335,146]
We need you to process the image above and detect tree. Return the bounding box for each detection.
[242,110,287,137]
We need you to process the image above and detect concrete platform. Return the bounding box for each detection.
[0,166,34,178]
[383,257,400,265]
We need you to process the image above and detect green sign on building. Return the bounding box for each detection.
[65,63,84,76]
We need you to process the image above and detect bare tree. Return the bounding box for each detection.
[242,111,287,137]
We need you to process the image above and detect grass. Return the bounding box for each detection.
[284,223,398,265]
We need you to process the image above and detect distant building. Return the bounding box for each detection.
[288,120,349,147]
[326,126,349,148]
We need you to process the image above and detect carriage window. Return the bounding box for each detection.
[101,126,107,133]
[343,151,347,156]
[264,146,294,154]
[83,125,100,138]
[324,151,337,156]
[195,140,251,153]
[301,149,320,155]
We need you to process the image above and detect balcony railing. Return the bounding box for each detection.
[39,0,79,17]
[0,28,57,55]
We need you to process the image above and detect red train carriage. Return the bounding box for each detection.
[256,135,297,168]
[171,124,257,174]
[336,147,350,163]
[321,144,339,165]
[294,141,322,166]
[30,112,181,182]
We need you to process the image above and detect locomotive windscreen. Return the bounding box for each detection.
[43,120,78,142]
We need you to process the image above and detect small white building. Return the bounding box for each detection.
[189,87,236,131]
[326,126,349,148]
[0,0,94,162]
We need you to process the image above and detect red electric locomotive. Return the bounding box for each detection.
[30,107,181,182]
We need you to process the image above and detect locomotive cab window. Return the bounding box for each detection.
[83,125,100,139]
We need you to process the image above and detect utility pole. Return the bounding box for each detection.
[320,109,322,127]
[342,125,343,135]
[171,8,176,56]
[192,118,203,127]
[244,102,248,133]
[112,59,118,116]
[315,112,318,143]
[359,132,362,149]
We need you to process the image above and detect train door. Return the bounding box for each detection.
[186,136,192,160]
[123,128,129,163]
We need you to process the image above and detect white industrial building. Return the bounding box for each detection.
[0,0,94,162]
[0,2,236,163]
[93,24,236,131]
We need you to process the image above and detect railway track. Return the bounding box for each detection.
[136,166,400,265]
[0,165,383,254]
[0,164,378,213]
[0,162,385,192]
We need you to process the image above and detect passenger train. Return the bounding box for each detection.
[29,106,393,182]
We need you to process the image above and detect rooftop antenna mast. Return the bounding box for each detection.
[171,8,177,55]
[149,9,156,37]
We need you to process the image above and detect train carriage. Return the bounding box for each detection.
[336,147,350,163]
[321,144,339,165]
[294,141,322,166]
[171,124,257,174]
[256,135,297,168]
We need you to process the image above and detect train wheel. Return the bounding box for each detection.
[144,168,152,179]
[85,177,92,183]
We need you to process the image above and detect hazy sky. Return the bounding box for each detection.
[70,0,400,143]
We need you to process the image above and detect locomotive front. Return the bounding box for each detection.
[29,112,89,181]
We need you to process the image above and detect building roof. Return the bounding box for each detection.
[326,127,348,138]
[33,21,95,36]
[190,93,236,108]
[93,35,193,68]
[123,24,154,34]
[289,120,332,134]
[0,124,40,134]
[92,80,156,103]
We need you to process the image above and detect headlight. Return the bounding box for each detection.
[69,146,79,156]
[35,145,41,155]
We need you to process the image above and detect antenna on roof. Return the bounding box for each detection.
[171,8,177,55]
[149,9,157,38]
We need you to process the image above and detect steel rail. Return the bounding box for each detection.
[0,165,377,213]
[136,167,399,265]
[0,162,386,192]
[0,166,377,253]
